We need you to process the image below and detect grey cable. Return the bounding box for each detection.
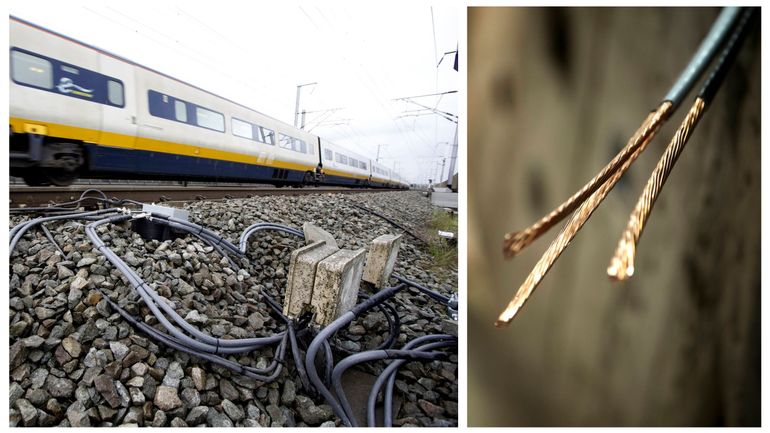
[332,347,452,426]
[366,334,456,426]
[664,7,742,109]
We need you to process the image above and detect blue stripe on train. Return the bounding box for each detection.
[85,144,305,183]
[84,144,372,187]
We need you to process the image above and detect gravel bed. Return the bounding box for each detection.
[9,191,458,427]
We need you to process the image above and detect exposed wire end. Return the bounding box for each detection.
[502,101,673,259]
[607,97,706,281]
[606,231,635,281]
[496,102,670,326]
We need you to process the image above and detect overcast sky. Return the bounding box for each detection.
[9,1,458,184]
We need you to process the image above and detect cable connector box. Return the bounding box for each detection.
[142,204,189,222]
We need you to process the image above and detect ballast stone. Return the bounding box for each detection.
[362,234,403,288]
[302,222,339,249]
[284,241,338,319]
[311,248,366,327]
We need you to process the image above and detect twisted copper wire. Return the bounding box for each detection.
[607,98,707,281]
[495,103,672,327]
[503,101,674,259]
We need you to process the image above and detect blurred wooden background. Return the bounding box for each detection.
[468,7,760,426]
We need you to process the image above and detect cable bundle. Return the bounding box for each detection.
[10,190,457,426]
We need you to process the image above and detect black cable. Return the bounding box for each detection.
[38,223,66,257]
[288,322,313,392]
[348,202,427,244]
[698,8,756,104]
[393,274,452,304]
[331,347,453,426]
[305,284,408,426]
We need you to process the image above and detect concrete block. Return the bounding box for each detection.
[362,234,403,288]
[302,222,338,249]
[283,240,338,319]
[311,248,366,327]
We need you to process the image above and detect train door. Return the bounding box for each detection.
[97,54,137,170]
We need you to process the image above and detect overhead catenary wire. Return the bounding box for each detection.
[497,7,752,326]
[607,7,756,281]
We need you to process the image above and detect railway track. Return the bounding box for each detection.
[10,185,392,208]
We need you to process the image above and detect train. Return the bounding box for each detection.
[9,16,409,190]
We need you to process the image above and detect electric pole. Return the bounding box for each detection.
[294,82,317,128]
[447,123,458,188]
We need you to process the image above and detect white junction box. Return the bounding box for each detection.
[142,203,190,222]
[362,234,403,289]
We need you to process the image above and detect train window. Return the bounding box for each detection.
[278,134,293,150]
[107,80,124,106]
[11,50,53,89]
[340,155,348,165]
[232,118,253,140]
[350,157,358,167]
[324,149,333,161]
[298,139,307,154]
[360,161,367,170]
[175,101,187,122]
[12,48,125,107]
[179,105,188,123]
[256,126,275,145]
[195,106,224,132]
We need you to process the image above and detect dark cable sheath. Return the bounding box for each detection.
[99,289,289,381]
[322,339,334,386]
[332,347,453,426]
[365,335,457,426]
[288,323,313,392]
[305,284,408,426]
[664,7,742,109]
[393,274,452,304]
[38,223,66,257]
[698,7,756,104]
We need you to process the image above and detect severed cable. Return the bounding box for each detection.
[502,6,742,259]
[608,7,756,280]
[496,7,749,326]
[496,105,669,326]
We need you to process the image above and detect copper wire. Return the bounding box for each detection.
[607,97,707,281]
[502,101,674,259]
[495,102,672,327]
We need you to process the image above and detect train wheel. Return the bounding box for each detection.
[22,173,51,186]
[303,172,315,187]
[45,169,79,186]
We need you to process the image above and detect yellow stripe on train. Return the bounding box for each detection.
[10,116,370,180]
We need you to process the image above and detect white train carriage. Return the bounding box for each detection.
[10,16,407,189]
[320,140,374,187]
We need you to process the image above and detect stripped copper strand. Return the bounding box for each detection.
[607,98,706,280]
[503,101,673,259]
[496,103,671,327]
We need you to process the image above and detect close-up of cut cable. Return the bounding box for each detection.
[501,7,740,259]
[496,6,754,326]
[608,7,757,281]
